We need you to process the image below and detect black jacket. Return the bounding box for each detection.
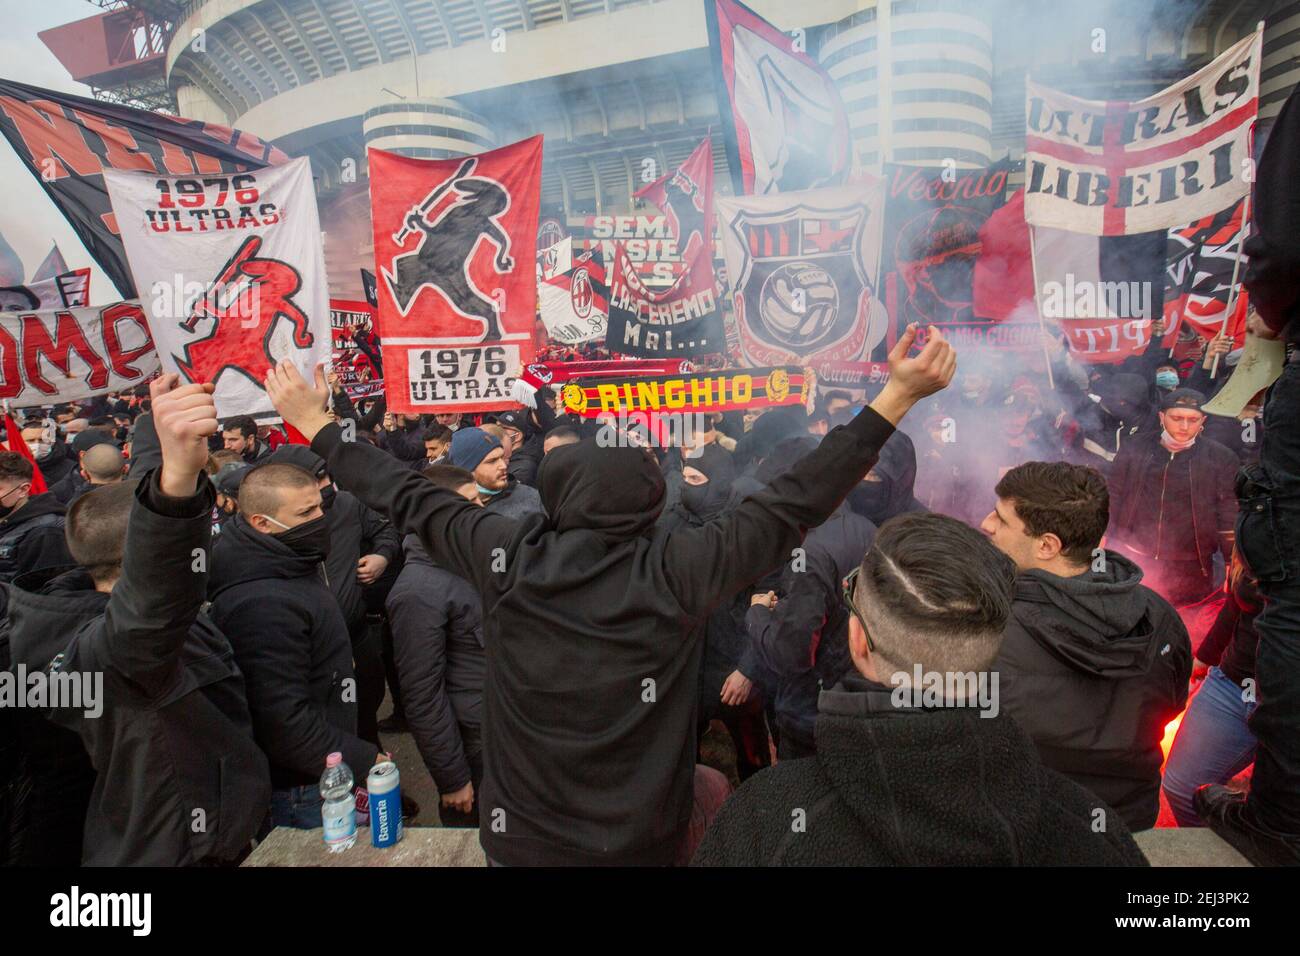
[48,469,90,505]
[1244,83,1300,345]
[747,504,877,754]
[1196,571,1259,689]
[379,421,426,464]
[387,534,485,793]
[692,676,1148,866]
[994,552,1191,831]
[1108,433,1239,576]
[310,405,897,865]
[5,472,271,865]
[34,443,76,487]
[324,489,400,632]
[0,493,72,584]
[208,514,373,789]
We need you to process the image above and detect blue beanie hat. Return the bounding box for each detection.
[448,427,501,472]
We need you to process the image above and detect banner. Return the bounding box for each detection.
[717,182,886,368]
[539,250,609,346]
[330,299,384,401]
[0,301,158,404]
[1031,226,1167,364]
[879,162,1010,350]
[537,236,573,281]
[0,79,289,298]
[706,0,851,195]
[509,356,688,407]
[606,138,725,358]
[104,156,331,420]
[1023,30,1260,236]
[369,136,542,414]
[32,244,68,282]
[0,268,91,313]
[1164,198,1249,345]
[560,366,809,417]
[577,215,686,287]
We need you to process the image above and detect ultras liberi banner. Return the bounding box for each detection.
[1023,29,1260,236]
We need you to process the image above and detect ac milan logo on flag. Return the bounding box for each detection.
[381,156,515,339]
[717,183,886,368]
[571,266,595,318]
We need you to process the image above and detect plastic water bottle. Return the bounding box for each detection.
[320,752,357,853]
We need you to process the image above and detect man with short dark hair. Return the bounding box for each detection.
[423,424,453,465]
[388,464,487,826]
[0,452,72,583]
[1108,388,1238,607]
[694,512,1148,866]
[5,374,271,865]
[983,461,1191,830]
[222,415,271,465]
[209,460,381,829]
[18,418,74,487]
[542,426,581,455]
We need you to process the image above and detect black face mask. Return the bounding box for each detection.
[0,503,15,520]
[319,484,337,511]
[680,480,711,516]
[273,514,332,561]
[847,480,891,523]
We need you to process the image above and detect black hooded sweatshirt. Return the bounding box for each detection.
[994,551,1191,830]
[5,472,269,865]
[0,493,72,584]
[310,404,896,865]
[208,514,374,789]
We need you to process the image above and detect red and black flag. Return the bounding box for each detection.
[605,137,725,358]
[706,0,851,196]
[0,79,288,298]
[1163,198,1250,346]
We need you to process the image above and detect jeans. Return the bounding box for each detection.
[270,784,324,830]
[1237,360,1300,834]
[1162,667,1258,827]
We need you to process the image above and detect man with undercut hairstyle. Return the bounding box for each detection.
[983,461,1190,831]
[694,512,1148,866]
[209,461,383,830]
[5,374,270,866]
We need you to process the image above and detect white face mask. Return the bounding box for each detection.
[29,442,51,458]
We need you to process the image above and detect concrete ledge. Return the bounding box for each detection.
[242,823,1250,867]
[1134,828,1253,867]
[242,826,486,867]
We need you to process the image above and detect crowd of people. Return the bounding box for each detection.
[1,121,1299,869]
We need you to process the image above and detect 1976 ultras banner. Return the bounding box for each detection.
[1023,29,1260,236]
[369,136,542,414]
[104,156,330,421]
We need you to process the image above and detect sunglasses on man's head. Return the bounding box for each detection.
[841,566,876,653]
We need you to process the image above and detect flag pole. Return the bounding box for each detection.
[1208,25,1263,377]
[1027,224,1056,390]
[1210,191,1252,380]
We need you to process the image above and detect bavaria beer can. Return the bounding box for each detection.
[367,761,403,848]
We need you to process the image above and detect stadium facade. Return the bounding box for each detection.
[43,0,1300,294]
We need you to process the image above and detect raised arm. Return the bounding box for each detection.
[265,361,517,593]
[661,326,955,619]
[99,375,219,700]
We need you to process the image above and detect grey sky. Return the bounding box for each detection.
[1,0,117,303]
